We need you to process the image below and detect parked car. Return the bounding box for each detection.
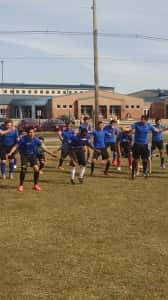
[41,119,65,132]
[17,119,41,132]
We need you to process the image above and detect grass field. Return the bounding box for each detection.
[0,153,168,299]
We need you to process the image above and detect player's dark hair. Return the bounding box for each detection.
[5,119,13,125]
[155,118,161,123]
[38,136,44,141]
[80,128,88,135]
[83,116,89,121]
[141,115,148,121]
[110,119,117,124]
[26,126,35,133]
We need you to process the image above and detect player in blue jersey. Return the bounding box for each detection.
[79,116,93,162]
[130,115,163,178]
[69,128,94,184]
[117,130,133,170]
[0,119,18,179]
[8,127,45,192]
[104,119,120,169]
[151,118,168,168]
[90,121,110,176]
[36,136,57,174]
[57,122,75,170]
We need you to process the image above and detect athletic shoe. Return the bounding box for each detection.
[104,171,111,176]
[79,178,84,184]
[160,164,166,169]
[39,170,44,174]
[14,165,17,169]
[9,173,14,179]
[143,171,149,178]
[2,174,6,180]
[17,185,24,192]
[33,184,41,191]
[71,179,75,185]
[117,167,121,172]
[57,166,64,171]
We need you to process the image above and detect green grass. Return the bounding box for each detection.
[0,157,168,299]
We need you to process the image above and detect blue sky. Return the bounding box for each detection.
[0,0,168,93]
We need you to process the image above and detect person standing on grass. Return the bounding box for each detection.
[57,122,75,170]
[69,128,94,184]
[117,130,133,171]
[129,115,164,179]
[0,119,18,179]
[90,121,111,176]
[79,116,93,162]
[8,127,44,192]
[151,118,168,169]
[104,119,120,170]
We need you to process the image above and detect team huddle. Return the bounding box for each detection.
[0,116,168,192]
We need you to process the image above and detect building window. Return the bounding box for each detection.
[57,105,61,108]
[3,90,7,93]
[74,91,78,94]
[63,91,66,94]
[131,105,134,108]
[46,90,49,94]
[22,90,25,94]
[40,90,43,94]
[34,90,38,94]
[57,91,61,94]
[68,91,72,94]
[0,109,7,117]
[28,90,31,94]
[63,105,67,108]
[16,90,20,94]
[10,90,14,94]
[125,105,129,108]
[52,90,55,94]
[69,105,72,108]
[136,105,140,108]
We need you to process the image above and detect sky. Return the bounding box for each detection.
[0,0,168,93]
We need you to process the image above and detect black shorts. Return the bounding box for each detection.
[93,148,109,160]
[20,154,38,168]
[0,145,16,160]
[120,142,132,157]
[36,153,45,162]
[132,143,149,160]
[61,143,70,160]
[151,140,164,151]
[70,149,86,166]
[105,142,117,152]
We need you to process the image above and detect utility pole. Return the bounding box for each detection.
[92,0,99,128]
[1,60,4,83]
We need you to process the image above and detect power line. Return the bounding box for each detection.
[0,30,168,42]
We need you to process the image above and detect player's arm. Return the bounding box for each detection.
[7,144,18,157]
[41,144,57,158]
[0,128,11,135]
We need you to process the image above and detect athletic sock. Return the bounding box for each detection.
[1,162,6,175]
[71,167,76,180]
[9,161,14,174]
[34,171,39,185]
[79,166,86,178]
[105,161,110,173]
[91,162,95,174]
[161,157,164,165]
[20,170,26,185]
[142,160,148,173]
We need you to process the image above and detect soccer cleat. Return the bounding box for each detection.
[117,167,121,172]
[57,166,64,171]
[14,165,17,169]
[9,173,14,179]
[71,179,75,185]
[39,170,44,174]
[17,185,24,192]
[79,178,84,184]
[33,184,41,191]
[160,164,166,169]
[2,174,6,180]
[143,171,149,178]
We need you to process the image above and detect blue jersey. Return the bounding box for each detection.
[79,123,93,135]
[61,129,75,144]
[92,130,106,149]
[104,125,119,143]
[117,132,132,144]
[70,134,90,150]
[131,122,154,144]
[152,125,166,142]
[2,129,18,147]
[18,135,41,155]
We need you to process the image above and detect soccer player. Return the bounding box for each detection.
[36,136,57,174]
[90,121,110,176]
[0,119,18,179]
[151,118,168,168]
[57,122,75,170]
[79,116,93,162]
[130,115,163,179]
[8,127,44,192]
[117,130,133,170]
[104,119,120,169]
[69,128,93,184]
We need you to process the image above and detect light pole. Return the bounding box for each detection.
[92,0,99,128]
[1,60,4,83]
